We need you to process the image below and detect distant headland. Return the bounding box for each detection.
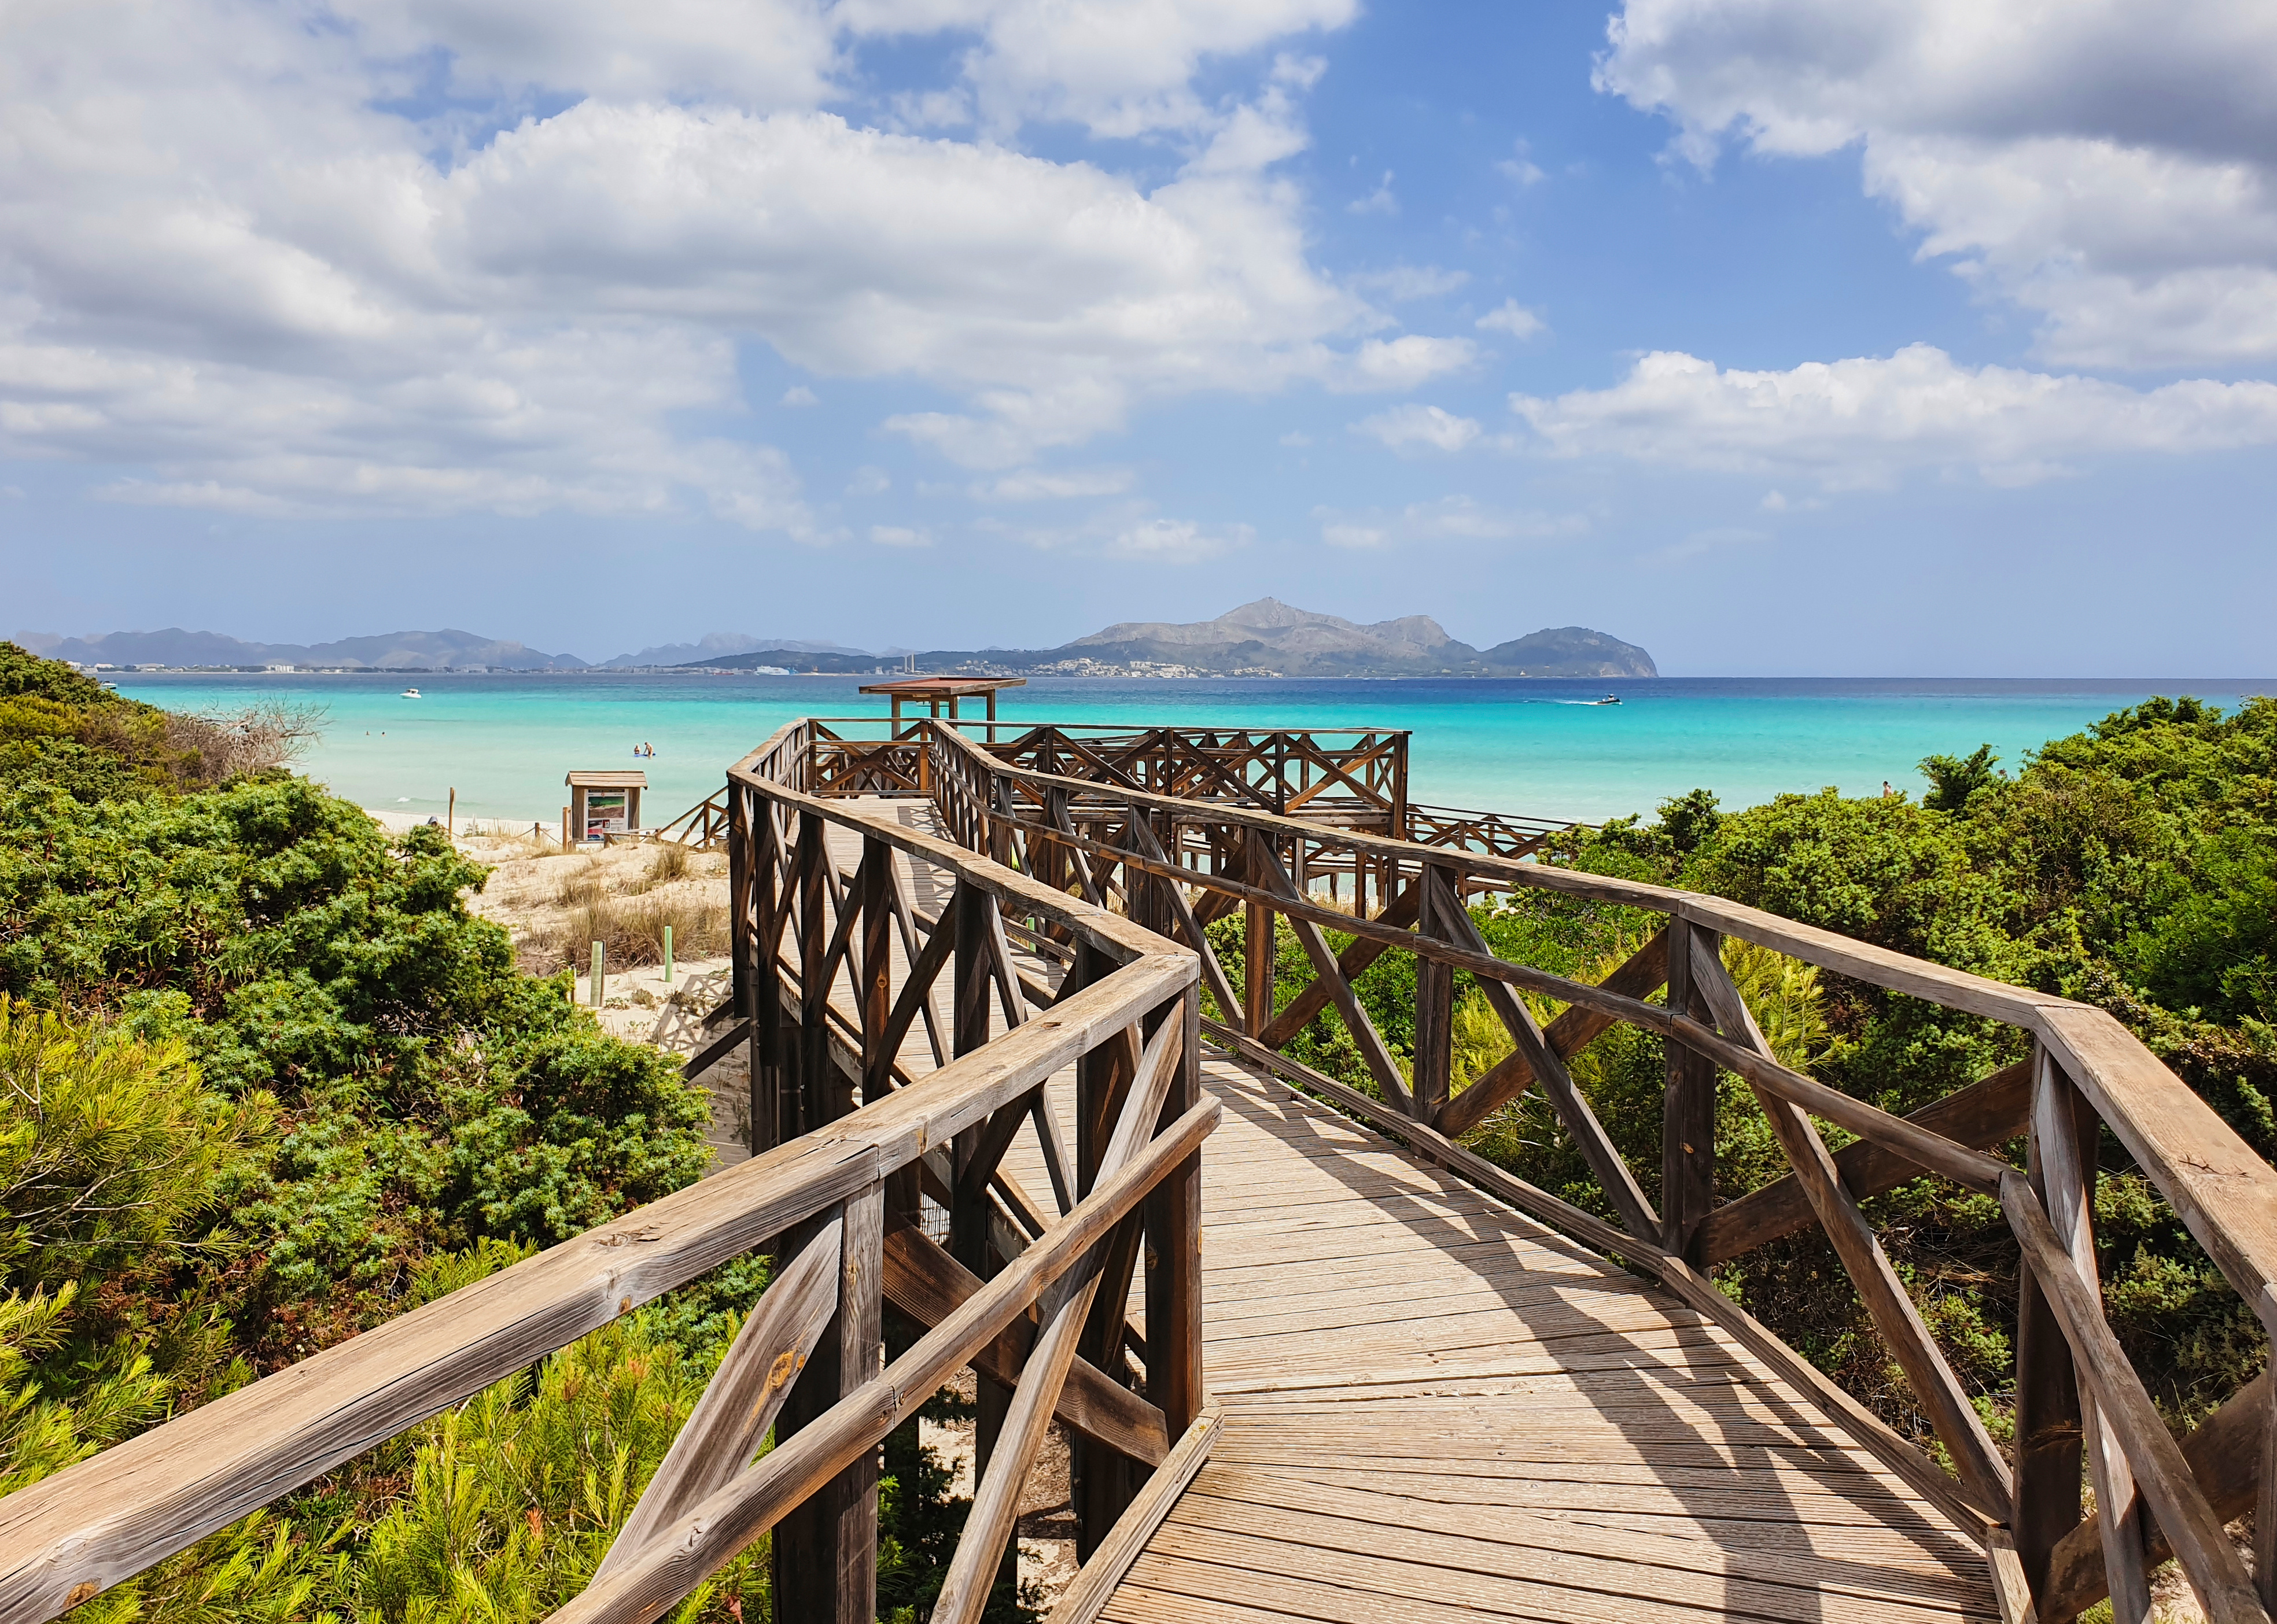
[689,599,1657,680]
[12,600,1656,680]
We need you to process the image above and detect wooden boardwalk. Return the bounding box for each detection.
[819,804,1999,1624]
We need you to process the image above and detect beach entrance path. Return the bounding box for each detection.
[807,803,2000,1624]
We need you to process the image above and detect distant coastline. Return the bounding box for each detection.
[13,597,1659,682]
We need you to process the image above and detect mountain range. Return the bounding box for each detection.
[12,601,1656,678]
[693,599,1657,679]
[13,628,879,671]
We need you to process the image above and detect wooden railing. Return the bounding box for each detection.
[652,788,731,850]
[903,721,2277,1624]
[0,724,1213,1624]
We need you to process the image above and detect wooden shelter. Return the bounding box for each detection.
[858,675,1025,728]
[565,769,645,841]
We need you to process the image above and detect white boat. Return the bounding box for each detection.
[400,686,421,698]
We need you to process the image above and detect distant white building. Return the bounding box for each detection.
[264,664,297,673]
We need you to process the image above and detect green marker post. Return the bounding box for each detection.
[664,924,674,986]
[590,940,605,1008]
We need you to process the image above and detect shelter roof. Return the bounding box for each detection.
[564,770,649,788]
[857,677,1027,699]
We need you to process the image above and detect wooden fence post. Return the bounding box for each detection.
[1244,832,1274,1039]
[1413,861,1460,1121]
[1663,918,1718,1259]
[1147,983,1204,1439]
[771,1184,886,1624]
[2014,1038,2086,1601]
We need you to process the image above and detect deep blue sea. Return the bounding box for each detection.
[113,673,2276,828]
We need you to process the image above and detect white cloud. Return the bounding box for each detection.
[972,466,1135,500]
[1496,141,1546,187]
[1106,516,1251,562]
[0,0,1399,508]
[1315,496,1588,548]
[837,1,1356,139]
[1277,430,1311,446]
[782,385,820,406]
[1351,403,1480,453]
[1476,300,1545,339]
[1510,344,2277,488]
[1352,264,1468,301]
[1599,0,2277,367]
[1348,171,1399,216]
[847,464,891,494]
[1342,335,1476,392]
[870,523,931,546]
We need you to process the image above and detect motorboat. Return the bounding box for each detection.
[400,686,421,698]
[1592,694,1621,706]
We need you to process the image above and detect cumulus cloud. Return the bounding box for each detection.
[1510,344,2277,487]
[0,0,1432,511]
[1598,0,2277,367]
[1106,516,1252,562]
[1476,300,1545,339]
[972,466,1136,500]
[781,386,820,406]
[1351,264,1469,301]
[1316,496,1587,548]
[1351,404,1481,453]
[870,523,931,546]
[837,0,1355,139]
[1348,171,1399,216]
[1342,336,1476,392]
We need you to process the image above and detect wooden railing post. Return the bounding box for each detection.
[795,811,831,1139]
[858,837,893,1109]
[2015,1038,2086,1604]
[772,1183,886,1624]
[1072,943,1145,1555]
[750,789,783,1155]
[1146,982,1204,1437]
[1663,917,1718,1260]
[1243,831,1274,1039]
[2035,1047,2152,1622]
[1413,860,1460,1121]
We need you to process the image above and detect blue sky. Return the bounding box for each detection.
[4,0,2274,671]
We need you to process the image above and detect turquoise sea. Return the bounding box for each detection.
[114,674,2276,829]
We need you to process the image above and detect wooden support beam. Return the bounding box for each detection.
[1248,837,1413,1116]
[879,1222,1167,1466]
[1698,1058,2031,1265]
[1436,926,1670,1139]
[1410,862,1457,1120]
[858,839,894,1109]
[1255,883,1419,1048]
[1661,921,1717,1260]
[1689,936,2014,1523]
[599,1207,846,1580]
[2003,1170,2265,1623]
[2013,1042,2086,1607]
[1423,866,1657,1242]
[1123,804,1243,1031]
[2034,1050,2150,1622]
[2042,1369,2271,1622]
[769,1182,883,1624]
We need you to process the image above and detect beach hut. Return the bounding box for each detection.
[565,770,646,842]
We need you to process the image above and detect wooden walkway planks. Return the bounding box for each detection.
[809,803,1999,1623]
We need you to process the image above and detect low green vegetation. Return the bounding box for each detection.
[0,644,1016,1622]
[1218,693,2277,1447]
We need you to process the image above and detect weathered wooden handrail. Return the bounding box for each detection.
[900,718,2277,1624]
[0,724,1210,1624]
